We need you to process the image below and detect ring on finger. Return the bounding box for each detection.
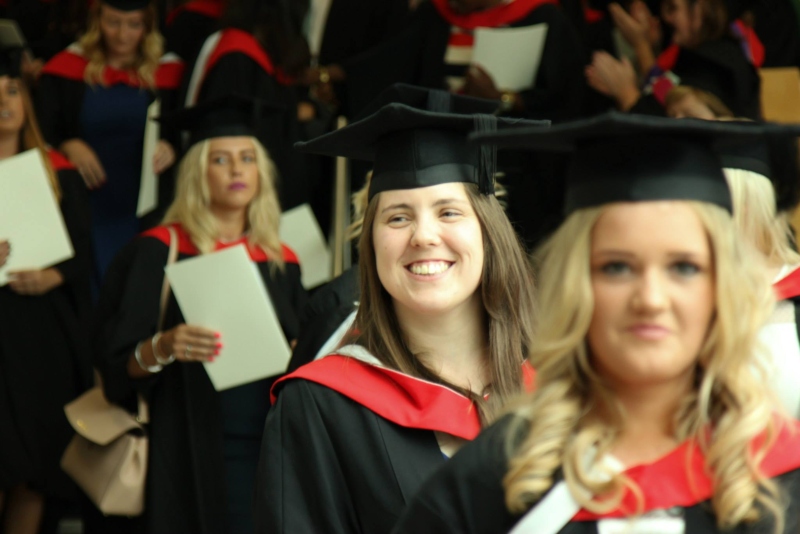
[185,344,192,360]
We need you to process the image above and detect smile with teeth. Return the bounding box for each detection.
[407,261,453,275]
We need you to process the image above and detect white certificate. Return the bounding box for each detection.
[165,245,292,391]
[473,24,548,92]
[0,149,74,285]
[279,203,332,289]
[136,98,160,217]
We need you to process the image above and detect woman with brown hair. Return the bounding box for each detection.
[254,90,544,534]
[391,113,800,534]
[35,0,184,293]
[0,47,92,534]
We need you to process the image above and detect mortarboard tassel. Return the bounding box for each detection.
[473,114,497,195]
[426,89,452,113]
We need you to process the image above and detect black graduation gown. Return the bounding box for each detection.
[185,29,309,211]
[341,0,587,121]
[256,351,533,534]
[286,266,359,373]
[391,415,800,534]
[0,152,92,499]
[93,224,307,534]
[164,0,224,65]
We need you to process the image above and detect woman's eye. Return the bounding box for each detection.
[671,261,700,276]
[212,157,228,164]
[242,155,256,163]
[600,261,631,276]
[388,215,409,224]
[441,210,461,218]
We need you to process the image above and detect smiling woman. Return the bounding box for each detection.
[254,89,547,534]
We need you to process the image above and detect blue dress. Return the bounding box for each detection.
[79,85,150,291]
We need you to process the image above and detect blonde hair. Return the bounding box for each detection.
[504,201,786,532]
[355,183,537,424]
[665,85,734,118]
[724,167,800,267]
[162,137,285,269]
[78,2,163,88]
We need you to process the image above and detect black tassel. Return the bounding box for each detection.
[473,114,497,195]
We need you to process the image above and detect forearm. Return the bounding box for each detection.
[127,335,168,378]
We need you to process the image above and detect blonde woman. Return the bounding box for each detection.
[722,139,800,418]
[0,48,92,534]
[392,113,800,534]
[35,0,185,292]
[94,96,307,534]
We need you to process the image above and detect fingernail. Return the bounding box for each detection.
[214,332,221,338]
[214,349,220,355]
[215,342,223,348]
[209,357,215,362]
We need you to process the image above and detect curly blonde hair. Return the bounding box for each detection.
[162,137,285,270]
[78,2,163,88]
[504,201,787,532]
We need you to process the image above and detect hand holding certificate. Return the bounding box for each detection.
[0,149,74,285]
[165,245,292,391]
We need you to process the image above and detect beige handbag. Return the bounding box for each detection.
[61,227,178,516]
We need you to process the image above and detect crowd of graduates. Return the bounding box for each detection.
[0,0,800,533]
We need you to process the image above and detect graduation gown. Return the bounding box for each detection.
[341,0,586,121]
[35,46,185,285]
[255,345,536,534]
[93,223,307,534]
[391,414,800,534]
[184,29,309,210]
[0,150,92,499]
[164,0,224,65]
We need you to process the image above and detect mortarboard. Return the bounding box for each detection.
[720,133,800,212]
[160,94,282,148]
[102,0,151,11]
[0,20,26,78]
[469,111,800,215]
[295,86,548,200]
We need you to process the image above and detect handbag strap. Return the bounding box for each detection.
[136,226,179,424]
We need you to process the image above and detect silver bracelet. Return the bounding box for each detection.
[151,332,176,366]
[134,340,163,373]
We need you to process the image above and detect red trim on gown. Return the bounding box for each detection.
[141,223,299,264]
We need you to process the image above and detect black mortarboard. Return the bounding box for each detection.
[160,94,282,147]
[720,134,800,212]
[295,88,548,199]
[102,0,151,11]
[470,112,800,215]
[672,40,760,119]
[0,20,26,78]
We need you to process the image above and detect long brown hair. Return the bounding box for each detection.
[354,184,537,424]
[18,79,60,200]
